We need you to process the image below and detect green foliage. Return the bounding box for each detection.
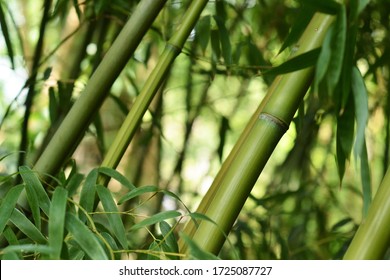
[0,166,192,259]
[1,0,389,260]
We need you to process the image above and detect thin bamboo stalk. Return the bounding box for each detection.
[343,166,390,259]
[33,0,167,177]
[98,0,209,183]
[180,12,335,255]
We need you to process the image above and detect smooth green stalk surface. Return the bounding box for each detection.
[343,167,390,259]
[181,12,335,255]
[33,0,167,177]
[99,0,209,181]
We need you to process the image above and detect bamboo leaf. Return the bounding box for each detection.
[180,233,220,260]
[299,0,341,15]
[195,15,211,54]
[326,5,346,96]
[351,66,369,158]
[210,28,221,62]
[0,184,24,235]
[214,16,232,65]
[263,48,321,76]
[279,5,315,54]
[78,168,98,222]
[130,210,181,231]
[0,2,15,68]
[96,185,128,249]
[98,167,135,190]
[49,187,68,259]
[1,244,53,256]
[358,0,370,15]
[336,95,355,183]
[65,212,108,260]
[360,141,372,218]
[10,209,47,244]
[19,166,50,216]
[159,221,179,257]
[118,185,158,205]
[314,26,333,93]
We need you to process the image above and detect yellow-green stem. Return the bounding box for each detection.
[180,12,335,256]
[343,167,390,259]
[99,0,209,183]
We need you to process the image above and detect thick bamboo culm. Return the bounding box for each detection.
[33,0,167,177]
[179,12,336,255]
[343,166,390,259]
[98,0,209,184]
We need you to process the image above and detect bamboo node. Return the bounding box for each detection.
[258,112,289,132]
[165,42,182,56]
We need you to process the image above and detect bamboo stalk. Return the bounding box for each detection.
[33,0,167,177]
[98,0,209,183]
[180,12,335,255]
[343,166,390,259]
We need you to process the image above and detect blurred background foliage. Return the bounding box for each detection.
[0,0,389,259]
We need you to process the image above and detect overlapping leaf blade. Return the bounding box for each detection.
[96,185,128,249]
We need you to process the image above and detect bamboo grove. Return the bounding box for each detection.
[0,0,389,259]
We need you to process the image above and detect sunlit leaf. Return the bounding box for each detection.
[65,212,108,260]
[0,184,24,235]
[96,185,128,249]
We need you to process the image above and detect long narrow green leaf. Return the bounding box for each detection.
[279,5,315,54]
[180,233,220,260]
[96,185,128,249]
[314,26,333,93]
[0,184,24,235]
[130,210,181,231]
[1,244,53,256]
[78,168,97,222]
[10,209,47,244]
[263,48,321,76]
[326,5,346,96]
[49,187,68,259]
[159,221,179,256]
[360,141,372,217]
[65,212,108,260]
[19,166,50,216]
[98,167,135,190]
[351,66,369,158]
[300,0,341,15]
[0,2,15,68]
[118,185,158,205]
[214,16,232,66]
